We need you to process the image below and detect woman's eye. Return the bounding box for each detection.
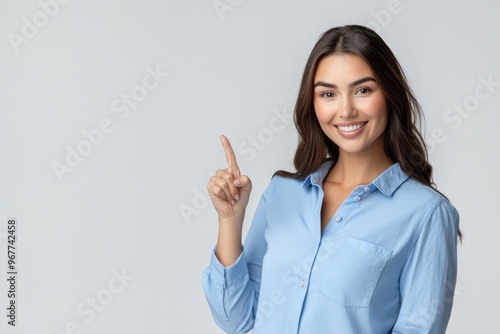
[321,92,334,98]
[357,87,372,95]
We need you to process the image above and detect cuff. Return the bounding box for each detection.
[209,245,249,288]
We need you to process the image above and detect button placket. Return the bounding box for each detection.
[333,188,365,227]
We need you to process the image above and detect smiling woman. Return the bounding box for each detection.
[203,25,461,334]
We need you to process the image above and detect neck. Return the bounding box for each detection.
[326,143,393,187]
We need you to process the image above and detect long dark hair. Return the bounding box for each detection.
[275,25,462,239]
[277,25,431,184]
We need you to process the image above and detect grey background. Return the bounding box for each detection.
[1,0,498,333]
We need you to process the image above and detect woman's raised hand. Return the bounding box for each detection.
[206,135,252,221]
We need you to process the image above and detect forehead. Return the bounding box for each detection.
[314,54,374,82]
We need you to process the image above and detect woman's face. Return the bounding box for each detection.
[313,53,388,156]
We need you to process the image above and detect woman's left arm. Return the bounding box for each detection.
[392,199,460,334]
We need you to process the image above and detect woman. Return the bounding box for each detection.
[203,25,460,334]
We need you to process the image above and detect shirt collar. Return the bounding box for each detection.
[302,160,409,197]
[371,162,409,196]
[302,160,334,188]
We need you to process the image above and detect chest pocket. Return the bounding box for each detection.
[320,237,392,308]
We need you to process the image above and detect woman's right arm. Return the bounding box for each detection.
[202,135,262,333]
[206,135,253,267]
[203,193,269,333]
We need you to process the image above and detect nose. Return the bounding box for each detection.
[339,96,357,119]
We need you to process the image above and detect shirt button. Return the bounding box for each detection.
[298,280,305,288]
[364,186,370,192]
[354,195,361,201]
[335,216,342,222]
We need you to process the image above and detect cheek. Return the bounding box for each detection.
[356,95,387,121]
[369,96,389,133]
[313,101,333,124]
[366,95,387,119]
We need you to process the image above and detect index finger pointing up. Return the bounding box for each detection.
[220,134,241,178]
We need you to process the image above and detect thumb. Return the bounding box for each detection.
[234,175,252,193]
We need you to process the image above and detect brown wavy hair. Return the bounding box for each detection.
[275,25,462,239]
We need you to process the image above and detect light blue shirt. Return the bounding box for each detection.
[203,161,459,334]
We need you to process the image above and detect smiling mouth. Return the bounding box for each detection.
[335,122,368,133]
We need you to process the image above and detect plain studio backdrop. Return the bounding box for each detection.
[0,0,498,333]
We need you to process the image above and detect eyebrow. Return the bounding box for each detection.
[313,76,377,89]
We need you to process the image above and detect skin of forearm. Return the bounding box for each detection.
[215,215,244,267]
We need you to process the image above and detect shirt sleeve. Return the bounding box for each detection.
[202,184,270,334]
[392,199,460,334]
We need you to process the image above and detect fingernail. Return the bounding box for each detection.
[234,179,241,186]
[234,194,240,201]
[230,200,236,205]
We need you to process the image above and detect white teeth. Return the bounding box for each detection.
[338,123,365,132]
